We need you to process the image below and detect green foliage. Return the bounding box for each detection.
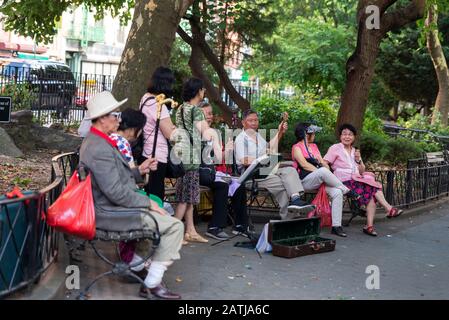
[252,96,430,165]
[253,96,339,151]
[1,82,36,111]
[0,0,134,44]
[383,138,424,164]
[359,132,389,163]
[396,113,449,151]
[12,177,32,189]
[363,109,387,136]
[376,23,440,111]
[247,17,354,94]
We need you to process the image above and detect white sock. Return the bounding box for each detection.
[144,261,169,288]
[130,254,145,272]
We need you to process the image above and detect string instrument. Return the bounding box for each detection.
[145,94,178,185]
[151,94,178,158]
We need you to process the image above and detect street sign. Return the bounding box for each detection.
[0,97,12,123]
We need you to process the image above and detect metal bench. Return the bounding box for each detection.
[58,167,162,300]
[425,152,447,166]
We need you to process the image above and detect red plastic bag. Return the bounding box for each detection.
[307,184,332,227]
[46,172,96,240]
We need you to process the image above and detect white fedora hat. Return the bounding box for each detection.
[85,91,128,120]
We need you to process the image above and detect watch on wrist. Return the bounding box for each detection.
[355,159,362,164]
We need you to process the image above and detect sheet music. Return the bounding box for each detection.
[237,154,270,184]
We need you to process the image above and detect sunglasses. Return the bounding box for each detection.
[109,112,122,121]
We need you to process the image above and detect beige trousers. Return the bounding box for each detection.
[254,166,305,220]
[136,212,184,262]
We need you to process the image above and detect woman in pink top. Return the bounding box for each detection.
[292,123,358,237]
[324,124,403,236]
[141,67,177,201]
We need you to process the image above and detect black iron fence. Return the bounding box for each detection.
[372,164,449,207]
[0,152,78,299]
[383,123,449,148]
[0,65,114,126]
[222,86,294,109]
[0,64,298,126]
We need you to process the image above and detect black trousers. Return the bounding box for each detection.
[144,161,167,201]
[207,181,248,229]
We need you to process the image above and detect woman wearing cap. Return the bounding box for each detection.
[324,124,403,237]
[292,123,359,237]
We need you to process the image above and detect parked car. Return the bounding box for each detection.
[1,59,76,118]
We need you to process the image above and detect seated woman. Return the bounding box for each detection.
[324,123,403,237]
[109,108,159,279]
[292,123,359,237]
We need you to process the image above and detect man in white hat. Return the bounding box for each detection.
[79,91,184,299]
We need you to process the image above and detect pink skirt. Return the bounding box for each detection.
[350,172,382,189]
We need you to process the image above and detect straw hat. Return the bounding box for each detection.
[85,91,128,120]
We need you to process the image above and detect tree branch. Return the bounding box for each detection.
[179,0,194,17]
[187,37,233,125]
[382,0,425,33]
[187,16,250,111]
[177,25,193,46]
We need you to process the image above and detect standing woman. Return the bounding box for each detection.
[324,124,403,236]
[141,66,177,201]
[174,78,222,243]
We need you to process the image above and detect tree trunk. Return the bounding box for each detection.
[337,6,383,135]
[337,0,425,135]
[112,0,193,109]
[427,5,449,126]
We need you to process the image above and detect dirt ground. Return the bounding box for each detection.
[0,149,57,194]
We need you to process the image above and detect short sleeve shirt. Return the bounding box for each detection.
[234,130,268,167]
[141,93,171,163]
[175,102,205,170]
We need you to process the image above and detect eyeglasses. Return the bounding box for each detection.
[109,112,122,121]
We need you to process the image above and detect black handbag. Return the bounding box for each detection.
[297,142,322,180]
[199,164,216,186]
[166,143,185,178]
[132,96,155,165]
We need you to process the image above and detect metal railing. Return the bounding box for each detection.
[383,123,449,148]
[0,65,114,126]
[247,164,449,212]
[0,152,78,299]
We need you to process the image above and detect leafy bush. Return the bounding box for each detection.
[1,82,35,111]
[383,138,424,165]
[253,95,338,152]
[359,132,389,163]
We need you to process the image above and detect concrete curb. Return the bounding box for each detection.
[250,197,449,225]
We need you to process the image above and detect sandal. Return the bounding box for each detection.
[387,207,403,219]
[184,232,209,243]
[363,226,378,237]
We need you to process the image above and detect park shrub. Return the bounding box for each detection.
[359,131,389,163]
[253,96,338,152]
[1,82,35,111]
[383,137,424,165]
[252,97,433,165]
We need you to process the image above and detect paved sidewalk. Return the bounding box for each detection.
[53,201,449,300]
